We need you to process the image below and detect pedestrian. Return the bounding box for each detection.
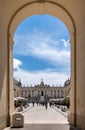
[49,102,52,107]
[45,102,48,109]
[32,102,34,107]
[37,102,38,106]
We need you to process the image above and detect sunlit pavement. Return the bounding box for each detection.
[24,104,68,124]
[4,104,80,130]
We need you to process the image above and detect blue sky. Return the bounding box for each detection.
[13,14,70,86]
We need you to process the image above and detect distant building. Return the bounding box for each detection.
[13,79,22,97]
[13,79,70,102]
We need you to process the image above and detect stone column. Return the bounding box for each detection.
[68,33,76,126]
[0,30,9,129]
[8,35,14,115]
[76,27,85,129]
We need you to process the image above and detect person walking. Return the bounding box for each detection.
[45,102,48,109]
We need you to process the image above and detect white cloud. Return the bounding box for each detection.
[13,31,70,86]
[13,67,69,86]
[13,58,22,71]
[14,32,70,66]
[13,58,70,86]
[60,39,70,47]
[29,44,70,64]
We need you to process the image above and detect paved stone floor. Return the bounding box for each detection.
[4,104,80,130]
[24,104,68,124]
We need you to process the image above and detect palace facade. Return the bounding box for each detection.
[14,79,70,102]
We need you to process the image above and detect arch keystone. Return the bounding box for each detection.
[38,0,45,14]
[38,0,45,3]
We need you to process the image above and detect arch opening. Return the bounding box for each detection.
[13,14,72,125]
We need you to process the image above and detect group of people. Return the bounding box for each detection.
[32,101,54,109]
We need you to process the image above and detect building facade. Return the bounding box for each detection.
[13,79,22,98]
[14,79,70,102]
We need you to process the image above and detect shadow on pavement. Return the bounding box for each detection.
[5,124,80,130]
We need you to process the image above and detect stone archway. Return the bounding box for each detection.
[8,0,76,127]
[0,0,85,129]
